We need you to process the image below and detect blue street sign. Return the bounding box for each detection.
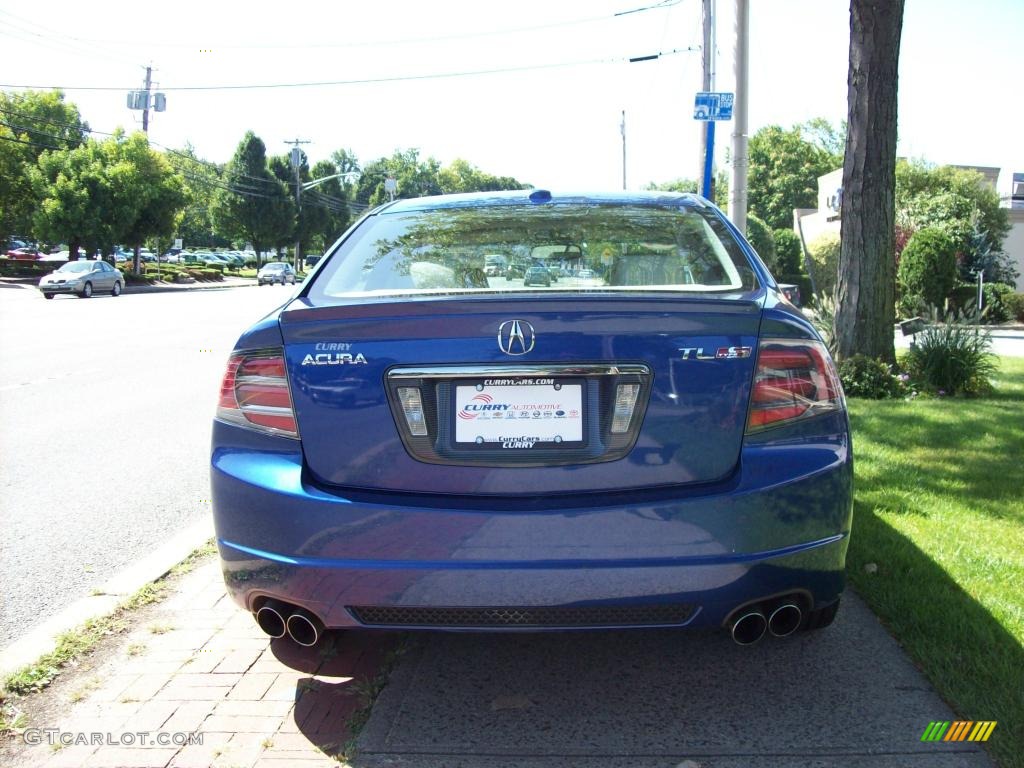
[694,92,734,121]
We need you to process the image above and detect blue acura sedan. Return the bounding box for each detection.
[211,191,851,647]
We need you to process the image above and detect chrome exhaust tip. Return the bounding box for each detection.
[730,610,767,645]
[286,610,323,647]
[768,603,803,638]
[254,603,287,639]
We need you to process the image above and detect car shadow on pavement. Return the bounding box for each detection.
[269,629,402,759]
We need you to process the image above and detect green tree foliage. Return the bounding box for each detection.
[748,122,841,230]
[438,158,524,194]
[645,171,729,208]
[895,159,1012,282]
[305,159,350,254]
[744,214,776,272]
[30,130,184,263]
[807,233,842,298]
[0,89,89,243]
[107,133,186,269]
[354,149,525,207]
[897,226,958,309]
[211,132,293,263]
[772,228,803,275]
[356,149,442,207]
[31,139,109,257]
[166,145,232,250]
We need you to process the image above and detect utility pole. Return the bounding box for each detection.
[699,0,715,199]
[729,0,749,235]
[286,139,311,271]
[621,110,627,190]
[142,66,152,132]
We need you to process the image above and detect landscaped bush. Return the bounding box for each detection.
[902,324,997,396]
[897,227,957,310]
[979,282,1016,324]
[806,233,841,298]
[772,228,803,275]
[185,268,223,281]
[1005,292,1024,322]
[745,214,776,272]
[838,355,904,399]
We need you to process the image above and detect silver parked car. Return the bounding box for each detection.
[38,260,124,299]
[257,262,296,285]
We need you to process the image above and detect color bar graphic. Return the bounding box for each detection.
[921,721,996,742]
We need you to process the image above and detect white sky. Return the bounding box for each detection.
[1,0,1020,190]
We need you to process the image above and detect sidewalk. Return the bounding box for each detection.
[4,560,398,768]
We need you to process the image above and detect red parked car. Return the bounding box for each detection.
[6,247,44,260]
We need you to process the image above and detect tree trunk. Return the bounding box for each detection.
[834,0,905,363]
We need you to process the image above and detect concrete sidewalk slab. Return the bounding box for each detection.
[354,593,993,767]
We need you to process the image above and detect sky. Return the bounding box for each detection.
[1,0,1021,192]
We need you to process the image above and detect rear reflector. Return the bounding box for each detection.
[746,339,844,432]
[611,383,640,434]
[217,349,299,439]
[397,387,428,436]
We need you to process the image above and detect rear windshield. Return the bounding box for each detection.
[310,202,758,300]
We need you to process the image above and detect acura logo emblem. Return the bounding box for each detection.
[497,320,535,355]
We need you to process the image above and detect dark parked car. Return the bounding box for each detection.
[523,265,551,287]
[212,191,851,647]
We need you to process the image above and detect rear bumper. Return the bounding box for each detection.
[211,414,852,631]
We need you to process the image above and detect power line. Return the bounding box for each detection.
[0,48,696,92]
[0,1,682,52]
[0,133,63,151]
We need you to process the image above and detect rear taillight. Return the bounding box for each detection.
[216,349,299,439]
[746,339,844,432]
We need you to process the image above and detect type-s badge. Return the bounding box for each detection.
[679,346,752,361]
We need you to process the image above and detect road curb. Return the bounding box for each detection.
[0,516,215,685]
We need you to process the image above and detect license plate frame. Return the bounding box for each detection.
[451,377,587,451]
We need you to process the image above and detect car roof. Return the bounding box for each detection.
[379,190,709,214]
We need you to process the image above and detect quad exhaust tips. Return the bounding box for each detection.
[254,601,323,646]
[255,602,287,639]
[729,600,804,645]
[286,609,323,647]
[768,603,803,638]
[730,610,767,645]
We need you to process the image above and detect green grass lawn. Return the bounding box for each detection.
[846,357,1024,768]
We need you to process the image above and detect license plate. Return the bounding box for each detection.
[454,378,584,448]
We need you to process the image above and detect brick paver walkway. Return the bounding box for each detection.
[15,560,396,768]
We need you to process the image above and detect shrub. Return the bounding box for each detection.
[806,233,841,298]
[745,214,776,272]
[903,324,997,396]
[773,229,803,275]
[1004,292,1024,322]
[979,282,1015,324]
[898,227,957,309]
[837,355,904,399]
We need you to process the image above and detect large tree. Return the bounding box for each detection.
[31,139,111,258]
[108,133,186,272]
[747,123,841,230]
[31,131,186,264]
[211,132,293,265]
[0,90,88,245]
[166,145,232,250]
[834,0,906,362]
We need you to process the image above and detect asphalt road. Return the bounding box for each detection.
[0,282,291,647]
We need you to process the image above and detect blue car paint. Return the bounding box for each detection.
[211,192,852,632]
